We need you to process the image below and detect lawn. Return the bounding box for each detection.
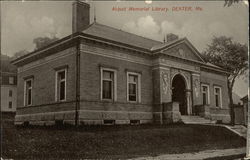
[1,113,246,159]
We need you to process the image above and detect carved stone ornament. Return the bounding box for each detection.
[161,71,170,95]
[178,48,185,57]
[195,66,198,71]
[194,79,200,97]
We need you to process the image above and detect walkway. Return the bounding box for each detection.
[131,147,246,160]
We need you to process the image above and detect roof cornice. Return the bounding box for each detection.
[11,34,80,66]
[200,65,230,75]
[12,32,152,66]
[152,38,205,63]
[154,52,229,74]
[10,31,229,75]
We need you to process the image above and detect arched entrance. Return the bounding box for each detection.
[172,74,187,115]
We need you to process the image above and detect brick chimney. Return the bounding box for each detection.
[166,33,179,42]
[72,0,90,33]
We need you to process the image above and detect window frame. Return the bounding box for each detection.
[55,68,67,102]
[8,101,12,109]
[127,72,141,103]
[9,90,13,97]
[100,67,117,101]
[9,77,14,84]
[201,84,210,105]
[214,86,222,108]
[24,78,33,106]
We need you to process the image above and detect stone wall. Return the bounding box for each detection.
[17,47,77,107]
[15,47,77,125]
[78,42,154,124]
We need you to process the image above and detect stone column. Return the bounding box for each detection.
[152,66,171,124]
[186,90,192,115]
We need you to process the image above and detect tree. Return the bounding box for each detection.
[0,55,17,72]
[203,36,248,125]
[13,50,29,59]
[224,0,239,7]
[33,36,59,50]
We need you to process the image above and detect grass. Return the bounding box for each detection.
[1,113,246,159]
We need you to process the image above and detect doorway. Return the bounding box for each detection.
[172,74,187,115]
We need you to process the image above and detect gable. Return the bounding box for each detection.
[161,40,205,63]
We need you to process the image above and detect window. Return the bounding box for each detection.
[55,69,67,101]
[128,75,137,101]
[214,86,222,108]
[9,77,14,84]
[201,84,210,105]
[102,71,113,99]
[24,79,33,106]
[9,90,13,97]
[9,101,12,109]
[101,68,117,101]
[127,72,141,102]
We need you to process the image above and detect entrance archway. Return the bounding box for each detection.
[172,74,187,115]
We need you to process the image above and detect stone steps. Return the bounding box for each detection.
[226,125,247,138]
[181,115,216,124]
[181,116,247,139]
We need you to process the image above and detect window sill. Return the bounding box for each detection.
[210,107,224,110]
[55,100,67,104]
[101,99,115,103]
[127,101,140,104]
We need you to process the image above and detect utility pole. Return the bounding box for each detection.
[244,93,250,159]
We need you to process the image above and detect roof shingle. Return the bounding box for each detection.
[82,22,162,50]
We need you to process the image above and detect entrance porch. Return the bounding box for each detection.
[152,66,203,124]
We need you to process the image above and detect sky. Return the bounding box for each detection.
[1,0,249,97]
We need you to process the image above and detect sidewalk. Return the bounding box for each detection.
[130,147,246,160]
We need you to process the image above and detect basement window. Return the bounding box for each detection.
[103,120,115,125]
[130,120,140,125]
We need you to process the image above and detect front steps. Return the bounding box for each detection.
[224,125,247,139]
[181,115,247,139]
[181,115,216,124]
